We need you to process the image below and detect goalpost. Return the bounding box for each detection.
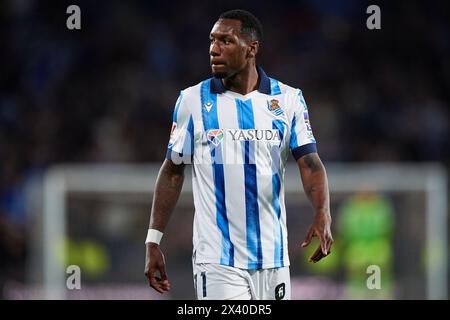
[41,163,447,299]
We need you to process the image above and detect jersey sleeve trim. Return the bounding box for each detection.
[291,143,317,161]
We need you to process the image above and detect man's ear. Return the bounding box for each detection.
[247,40,259,58]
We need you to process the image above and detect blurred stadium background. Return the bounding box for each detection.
[1,0,449,300]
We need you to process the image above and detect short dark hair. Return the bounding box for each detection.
[219,9,263,43]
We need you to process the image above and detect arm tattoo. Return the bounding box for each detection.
[300,154,329,213]
[303,154,323,173]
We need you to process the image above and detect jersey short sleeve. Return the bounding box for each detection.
[289,90,317,161]
[166,91,194,163]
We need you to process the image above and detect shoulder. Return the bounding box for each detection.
[179,81,203,98]
[269,78,303,99]
[178,79,214,104]
[270,79,305,113]
[175,79,214,115]
[175,81,206,109]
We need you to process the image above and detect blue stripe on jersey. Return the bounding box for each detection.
[272,120,285,267]
[187,115,194,155]
[269,78,281,95]
[200,79,234,267]
[272,172,284,267]
[172,91,184,122]
[298,90,308,111]
[289,113,299,149]
[272,120,285,146]
[201,271,207,297]
[235,98,263,269]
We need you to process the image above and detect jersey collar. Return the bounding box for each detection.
[210,66,271,95]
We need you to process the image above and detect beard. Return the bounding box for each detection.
[212,70,228,79]
[211,64,230,79]
[211,70,229,79]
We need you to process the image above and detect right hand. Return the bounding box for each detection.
[301,212,333,263]
[144,243,171,293]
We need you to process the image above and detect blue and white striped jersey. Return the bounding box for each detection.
[167,67,317,270]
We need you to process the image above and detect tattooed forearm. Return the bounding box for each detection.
[304,183,317,198]
[298,153,330,214]
[303,153,323,173]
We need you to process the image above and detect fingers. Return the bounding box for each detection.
[320,239,327,256]
[159,266,171,291]
[301,228,314,248]
[308,246,323,263]
[317,230,334,255]
[144,247,171,294]
[149,273,164,293]
[315,229,326,255]
[154,276,171,292]
[308,245,331,263]
[325,235,334,255]
[321,232,334,255]
[301,225,334,263]
[145,268,171,294]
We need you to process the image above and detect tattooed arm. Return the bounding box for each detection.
[297,152,333,263]
[145,159,185,293]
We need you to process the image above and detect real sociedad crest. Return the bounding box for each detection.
[267,99,283,116]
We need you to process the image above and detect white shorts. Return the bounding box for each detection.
[192,263,291,300]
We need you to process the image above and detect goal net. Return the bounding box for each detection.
[14,163,447,300]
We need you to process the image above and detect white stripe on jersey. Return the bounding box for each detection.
[167,67,317,269]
